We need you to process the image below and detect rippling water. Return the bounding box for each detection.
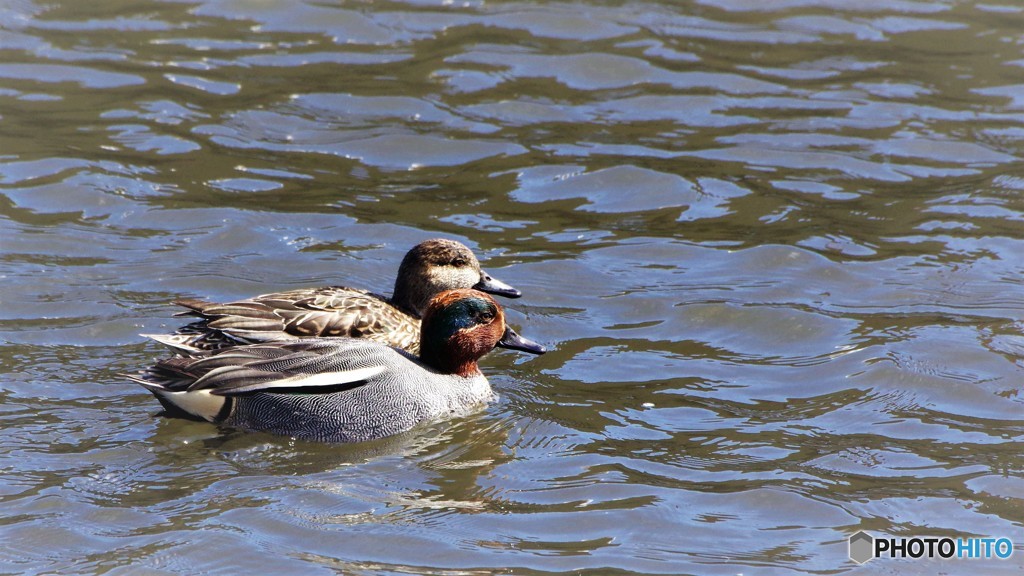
[2,0,1023,573]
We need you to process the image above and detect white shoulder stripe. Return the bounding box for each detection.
[220,365,387,395]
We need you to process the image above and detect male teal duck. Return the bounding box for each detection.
[149,239,521,354]
[128,289,546,443]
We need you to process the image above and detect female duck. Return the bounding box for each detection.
[129,289,545,443]
[152,239,521,354]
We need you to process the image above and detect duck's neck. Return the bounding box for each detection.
[420,342,482,377]
[391,275,428,318]
[390,293,422,318]
[420,327,483,377]
[438,358,481,378]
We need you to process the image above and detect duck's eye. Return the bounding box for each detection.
[476,310,495,323]
[451,257,468,267]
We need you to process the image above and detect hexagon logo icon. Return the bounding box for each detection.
[849,531,874,564]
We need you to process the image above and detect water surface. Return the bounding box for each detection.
[1,0,1023,574]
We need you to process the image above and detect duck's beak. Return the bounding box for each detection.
[474,270,522,299]
[498,325,546,355]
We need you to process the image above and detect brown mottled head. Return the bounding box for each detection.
[391,239,521,318]
[419,289,545,377]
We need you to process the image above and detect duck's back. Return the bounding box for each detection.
[175,286,422,353]
[223,339,493,443]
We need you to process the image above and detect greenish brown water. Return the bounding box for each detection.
[2,1,1023,574]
